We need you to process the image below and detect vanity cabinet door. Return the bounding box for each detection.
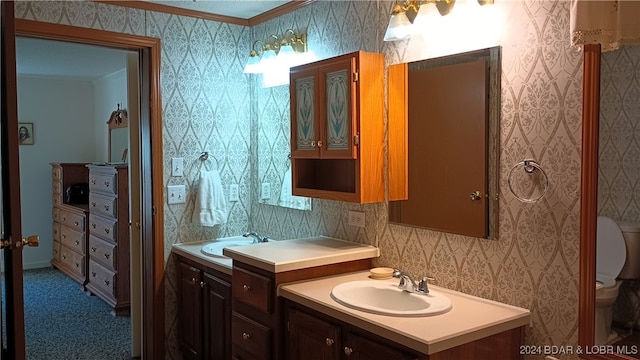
[178,261,203,360]
[203,271,231,360]
[343,330,420,360]
[286,307,341,360]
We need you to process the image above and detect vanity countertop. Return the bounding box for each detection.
[172,242,233,275]
[223,236,380,273]
[278,271,531,355]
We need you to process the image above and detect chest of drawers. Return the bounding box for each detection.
[86,164,130,316]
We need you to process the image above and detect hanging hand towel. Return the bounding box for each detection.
[192,169,227,226]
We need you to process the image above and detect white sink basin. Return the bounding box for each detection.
[201,239,254,258]
[330,280,452,317]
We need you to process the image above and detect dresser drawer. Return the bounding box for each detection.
[52,180,62,195]
[52,221,60,242]
[53,207,60,222]
[232,267,272,313]
[59,209,85,232]
[89,235,117,269]
[60,247,85,278]
[88,214,117,243]
[89,172,117,195]
[52,240,61,262]
[52,165,61,181]
[231,312,271,359]
[89,259,116,298]
[60,225,85,254]
[53,194,62,207]
[89,193,117,219]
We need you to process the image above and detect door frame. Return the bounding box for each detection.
[14,19,165,358]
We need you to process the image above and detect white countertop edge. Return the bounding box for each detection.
[226,248,380,273]
[278,272,531,355]
[171,243,232,275]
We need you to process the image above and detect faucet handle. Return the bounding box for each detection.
[417,276,436,293]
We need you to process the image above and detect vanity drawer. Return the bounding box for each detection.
[89,235,117,270]
[59,209,85,232]
[89,214,117,243]
[89,259,116,298]
[89,193,117,219]
[232,266,272,313]
[231,312,271,359]
[89,172,117,195]
[60,247,85,278]
[60,225,85,254]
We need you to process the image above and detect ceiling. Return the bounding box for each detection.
[15,1,292,80]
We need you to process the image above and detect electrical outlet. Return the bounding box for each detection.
[348,210,365,228]
[167,185,186,204]
[261,182,271,200]
[229,184,239,202]
[171,158,184,177]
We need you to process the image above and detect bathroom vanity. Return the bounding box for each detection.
[172,237,530,360]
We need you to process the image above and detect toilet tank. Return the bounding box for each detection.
[619,222,640,279]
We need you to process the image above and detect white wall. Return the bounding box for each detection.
[93,69,128,163]
[18,76,97,269]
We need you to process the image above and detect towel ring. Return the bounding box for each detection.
[507,160,548,203]
[197,151,219,170]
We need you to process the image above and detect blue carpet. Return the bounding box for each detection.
[23,267,131,359]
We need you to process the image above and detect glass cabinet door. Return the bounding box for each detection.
[290,67,320,158]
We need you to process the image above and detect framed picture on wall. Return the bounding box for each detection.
[18,123,34,145]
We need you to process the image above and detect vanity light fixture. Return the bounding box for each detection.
[243,29,308,74]
[383,0,493,41]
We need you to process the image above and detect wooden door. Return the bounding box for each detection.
[1,2,26,359]
[399,60,488,238]
[286,307,341,360]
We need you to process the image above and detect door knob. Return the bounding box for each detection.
[22,235,39,247]
[470,191,482,201]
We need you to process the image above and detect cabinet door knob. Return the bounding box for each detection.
[191,277,196,285]
[344,347,353,356]
[325,338,334,346]
[317,140,323,148]
[199,281,204,288]
[311,140,316,148]
[242,332,250,340]
[243,284,251,292]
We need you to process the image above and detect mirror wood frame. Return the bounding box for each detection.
[579,44,635,360]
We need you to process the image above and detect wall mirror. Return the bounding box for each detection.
[256,84,311,211]
[108,105,128,163]
[388,46,501,240]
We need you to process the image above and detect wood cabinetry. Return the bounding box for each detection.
[284,300,524,360]
[51,163,90,287]
[289,51,385,203]
[177,256,232,360]
[86,164,130,316]
[286,303,422,360]
[230,259,373,360]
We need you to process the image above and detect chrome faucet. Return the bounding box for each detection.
[392,269,434,295]
[243,231,269,244]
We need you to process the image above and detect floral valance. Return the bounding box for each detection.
[570,0,640,52]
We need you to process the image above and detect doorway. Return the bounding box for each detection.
[13,19,165,359]
[15,36,138,356]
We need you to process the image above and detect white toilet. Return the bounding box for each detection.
[595,216,640,345]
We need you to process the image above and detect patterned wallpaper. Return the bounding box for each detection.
[15,1,586,359]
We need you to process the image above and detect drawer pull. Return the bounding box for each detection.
[74,240,79,245]
[104,205,110,211]
[200,281,204,288]
[242,284,251,292]
[104,254,110,260]
[92,223,96,229]
[344,347,353,356]
[91,247,96,252]
[91,202,96,207]
[74,221,79,226]
[62,254,66,260]
[326,338,335,346]
[104,229,110,234]
[75,262,79,268]
[62,216,66,221]
[104,181,110,187]
[91,271,96,277]
[91,178,96,185]
[62,234,66,239]
[242,332,250,340]
[104,280,110,286]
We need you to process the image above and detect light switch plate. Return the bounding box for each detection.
[229,184,239,202]
[171,158,184,177]
[167,185,186,204]
[261,182,271,200]
[348,210,365,228]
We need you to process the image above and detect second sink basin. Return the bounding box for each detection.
[330,280,452,317]
[201,238,254,258]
